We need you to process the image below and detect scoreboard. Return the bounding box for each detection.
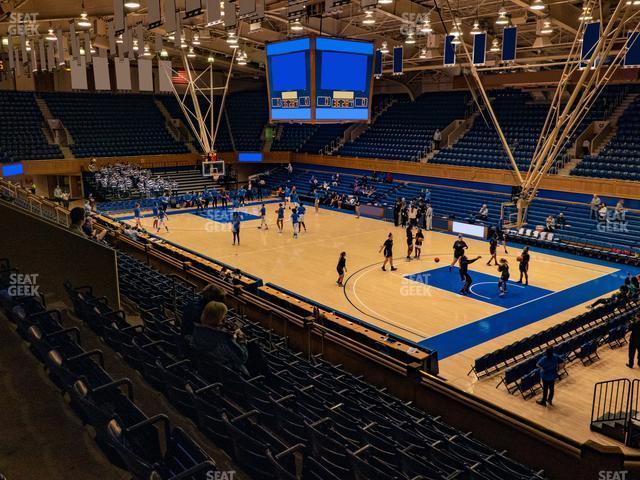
[266,37,374,123]
[266,38,312,121]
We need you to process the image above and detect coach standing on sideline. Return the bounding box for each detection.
[627,321,640,368]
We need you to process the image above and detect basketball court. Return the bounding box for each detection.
[113,199,640,451]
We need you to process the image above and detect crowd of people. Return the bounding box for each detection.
[92,163,178,198]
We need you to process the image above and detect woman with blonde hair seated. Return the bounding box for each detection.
[191,301,249,375]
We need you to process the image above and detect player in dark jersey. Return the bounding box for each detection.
[517,246,530,285]
[336,252,347,287]
[487,234,498,266]
[498,258,510,296]
[152,202,159,230]
[449,235,468,271]
[406,225,414,260]
[459,254,482,294]
[298,203,307,232]
[258,203,268,229]
[276,203,285,233]
[414,228,424,259]
[379,233,397,271]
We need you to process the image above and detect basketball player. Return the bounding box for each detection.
[497,219,508,254]
[517,246,530,285]
[379,233,397,271]
[291,207,300,239]
[231,212,240,245]
[258,203,268,230]
[449,234,468,271]
[406,225,414,260]
[291,188,299,208]
[336,252,347,287]
[298,202,307,232]
[284,186,291,206]
[426,203,433,231]
[414,228,424,259]
[459,254,482,295]
[133,202,142,229]
[152,202,159,230]
[276,203,285,233]
[314,191,320,213]
[487,234,498,266]
[157,208,169,233]
[498,258,510,297]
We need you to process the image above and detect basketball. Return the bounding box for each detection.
[517,256,523,262]
[434,257,440,263]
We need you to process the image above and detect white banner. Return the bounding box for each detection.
[93,56,111,90]
[47,41,55,71]
[115,57,132,90]
[138,58,153,91]
[71,57,88,89]
[113,0,125,34]
[164,0,177,32]
[158,59,173,92]
[38,39,46,71]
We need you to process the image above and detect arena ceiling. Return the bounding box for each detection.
[0,0,633,85]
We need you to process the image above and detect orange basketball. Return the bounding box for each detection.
[517,256,523,262]
[434,257,440,263]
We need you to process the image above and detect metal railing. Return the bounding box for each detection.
[591,378,640,446]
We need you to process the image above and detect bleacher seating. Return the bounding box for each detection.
[54,252,548,479]
[572,95,640,180]
[42,93,189,158]
[271,124,349,154]
[0,91,63,162]
[225,90,268,151]
[336,92,468,161]
[0,259,216,480]
[264,165,640,256]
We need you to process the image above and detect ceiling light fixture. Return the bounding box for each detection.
[578,6,592,21]
[378,0,393,4]
[471,20,482,35]
[187,47,196,58]
[133,39,139,51]
[490,38,500,52]
[116,34,123,44]
[26,40,32,51]
[290,18,304,31]
[380,41,389,54]
[124,1,141,9]
[419,48,427,59]
[420,19,433,34]
[160,48,169,57]
[208,54,215,63]
[363,10,376,25]
[405,30,416,44]
[540,19,553,34]
[226,32,238,44]
[193,33,200,45]
[46,28,57,41]
[143,44,151,56]
[78,12,92,28]
[530,0,546,11]
[496,8,509,25]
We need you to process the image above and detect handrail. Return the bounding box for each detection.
[591,378,632,425]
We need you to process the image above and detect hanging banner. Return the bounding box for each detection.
[625,31,640,67]
[185,0,202,17]
[205,0,222,25]
[113,0,125,35]
[472,32,486,65]
[444,35,456,66]
[502,26,517,62]
[225,0,237,28]
[158,59,173,92]
[147,0,162,29]
[115,57,132,90]
[38,39,46,71]
[581,21,601,69]
[374,49,382,77]
[164,0,177,33]
[392,46,403,75]
[71,57,88,89]
[138,58,153,91]
[93,56,111,90]
[47,41,55,71]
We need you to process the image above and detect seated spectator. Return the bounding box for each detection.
[191,301,249,375]
[545,215,556,232]
[181,283,227,337]
[476,204,489,221]
[598,203,608,223]
[69,207,87,237]
[582,138,590,157]
[556,212,566,229]
[614,199,626,222]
